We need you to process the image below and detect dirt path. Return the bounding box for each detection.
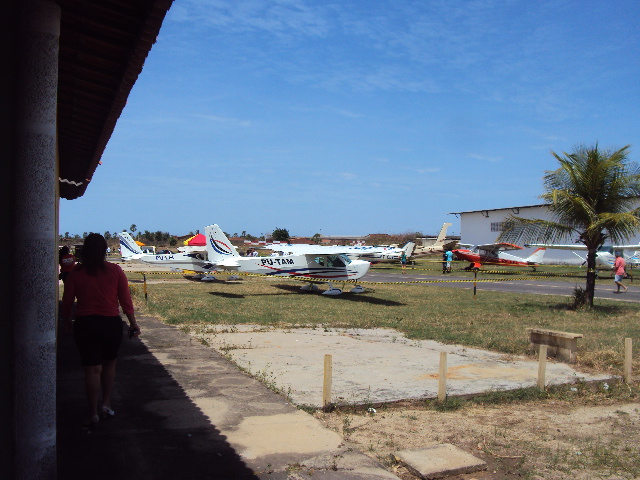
[315,399,640,479]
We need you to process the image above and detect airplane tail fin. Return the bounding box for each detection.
[526,247,546,264]
[204,224,240,262]
[434,223,452,247]
[402,241,415,257]
[117,232,144,259]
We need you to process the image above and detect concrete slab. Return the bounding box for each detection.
[395,444,487,479]
[193,325,609,407]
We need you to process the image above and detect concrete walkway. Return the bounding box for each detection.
[56,315,399,479]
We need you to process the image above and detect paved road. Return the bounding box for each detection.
[363,270,640,303]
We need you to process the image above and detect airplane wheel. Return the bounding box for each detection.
[323,288,342,295]
[322,283,342,295]
[350,285,365,294]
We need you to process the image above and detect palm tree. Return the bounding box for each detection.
[498,144,640,307]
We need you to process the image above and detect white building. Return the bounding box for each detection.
[450,202,640,264]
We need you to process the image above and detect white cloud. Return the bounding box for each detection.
[192,114,252,127]
[468,153,502,163]
[338,172,357,181]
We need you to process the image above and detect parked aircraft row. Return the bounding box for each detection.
[525,243,640,268]
[118,223,640,284]
[452,242,640,270]
[262,240,415,263]
[118,226,370,295]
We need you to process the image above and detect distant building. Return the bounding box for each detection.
[450,201,640,264]
[450,204,549,246]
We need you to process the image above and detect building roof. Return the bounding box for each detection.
[57,0,174,200]
[449,203,548,216]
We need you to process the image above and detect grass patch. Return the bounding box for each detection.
[129,272,640,374]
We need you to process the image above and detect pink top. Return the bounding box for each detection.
[614,256,626,276]
[61,262,134,318]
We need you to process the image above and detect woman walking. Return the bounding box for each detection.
[61,233,140,428]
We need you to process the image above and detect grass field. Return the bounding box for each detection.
[127,269,640,374]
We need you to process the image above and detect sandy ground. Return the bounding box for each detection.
[315,399,640,480]
[185,325,637,479]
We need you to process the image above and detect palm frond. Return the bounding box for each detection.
[497,216,575,245]
[502,144,640,250]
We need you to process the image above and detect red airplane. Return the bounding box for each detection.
[452,243,546,270]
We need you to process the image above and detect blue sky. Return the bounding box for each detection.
[60,0,640,239]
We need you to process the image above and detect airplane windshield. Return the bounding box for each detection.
[338,254,352,265]
[327,255,345,267]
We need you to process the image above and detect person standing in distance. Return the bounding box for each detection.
[444,249,454,273]
[61,233,140,428]
[613,252,628,293]
[59,245,76,283]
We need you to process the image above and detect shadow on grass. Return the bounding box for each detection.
[207,291,247,299]
[271,284,406,306]
[207,289,298,298]
[183,275,245,283]
[515,301,629,315]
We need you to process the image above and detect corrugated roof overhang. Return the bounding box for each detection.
[57,0,173,200]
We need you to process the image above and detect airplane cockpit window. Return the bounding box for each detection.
[327,255,345,267]
[339,254,352,265]
[314,256,325,266]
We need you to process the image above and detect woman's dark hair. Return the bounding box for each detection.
[81,233,108,275]
[59,246,69,263]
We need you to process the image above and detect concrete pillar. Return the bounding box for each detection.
[13,0,60,478]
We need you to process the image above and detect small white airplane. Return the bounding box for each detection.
[413,223,457,256]
[525,243,640,268]
[116,231,216,273]
[261,240,416,263]
[204,224,371,295]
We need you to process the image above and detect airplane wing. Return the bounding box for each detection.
[526,243,640,251]
[267,244,355,256]
[477,242,524,254]
[525,243,587,250]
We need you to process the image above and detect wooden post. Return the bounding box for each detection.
[624,338,633,384]
[143,273,148,302]
[322,354,332,409]
[537,345,547,390]
[473,270,477,300]
[438,351,447,401]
